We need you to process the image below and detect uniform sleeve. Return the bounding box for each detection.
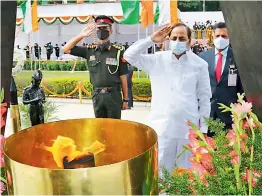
[70,46,90,59]
[123,37,156,73]
[197,62,212,133]
[119,50,128,76]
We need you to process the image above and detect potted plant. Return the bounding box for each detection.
[160,94,262,195]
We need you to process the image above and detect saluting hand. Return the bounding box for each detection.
[151,25,173,43]
[80,23,96,38]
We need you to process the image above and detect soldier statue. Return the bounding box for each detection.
[23,70,45,126]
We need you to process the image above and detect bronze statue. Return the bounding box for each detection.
[23,70,45,126]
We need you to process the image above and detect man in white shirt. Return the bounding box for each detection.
[124,24,211,172]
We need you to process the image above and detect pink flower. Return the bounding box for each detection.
[226,129,236,146]
[233,102,252,117]
[243,169,261,188]
[0,135,5,146]
[205,136,215,150]
[229,150,240,165]
[0,181,5,194]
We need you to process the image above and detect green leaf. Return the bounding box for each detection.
[250,113,259,123]
[1,88,4,103]
[177,146,189,159]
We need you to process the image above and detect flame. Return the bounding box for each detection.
[36,135,106,168]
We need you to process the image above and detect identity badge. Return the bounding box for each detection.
[228,74,237,86]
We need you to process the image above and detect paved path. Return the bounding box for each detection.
[4,98,151,137]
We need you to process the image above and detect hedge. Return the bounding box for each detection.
[20,60,139,71]
[15,77,151,98]
[21,60,87,71]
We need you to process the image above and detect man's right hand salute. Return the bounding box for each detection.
[151,25,172,43]
[79,23,96,38]
[63,23,96,54]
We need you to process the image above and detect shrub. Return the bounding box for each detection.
[133,78,151,97]
[22,60,88,71]
[15,77,151,99]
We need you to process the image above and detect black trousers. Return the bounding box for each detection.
[47,52,51,60]
[92,90,122,119]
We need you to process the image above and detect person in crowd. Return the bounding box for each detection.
[54,44,60,59]
[63,15,129,119]
[126,64,134,109]
[44,42,53,60]
[124,23,211,172]
[123,42,129,50]
[24,45,30,59]
[34,43,41,59]
[199,22,245,136]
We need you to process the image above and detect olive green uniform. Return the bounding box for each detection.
[70,41,128,119]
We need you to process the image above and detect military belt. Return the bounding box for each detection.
[94,86,120,94]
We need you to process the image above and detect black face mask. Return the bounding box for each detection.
[97,29,110,40]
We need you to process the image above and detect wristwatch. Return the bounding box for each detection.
[123,99,129,103]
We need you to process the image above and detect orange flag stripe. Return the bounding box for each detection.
[141,0,154,28]
[32,0,39,32]
[170,0,178,24]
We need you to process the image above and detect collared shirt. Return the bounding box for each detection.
[215,47,229,75]
[124,37,212,139]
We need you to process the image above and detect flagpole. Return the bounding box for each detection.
[153,22,155,53]
[28,32,33,70]
[146,26,149,79]
[137,22,140,79]
[38,30,41,70]
[32,31,36,70]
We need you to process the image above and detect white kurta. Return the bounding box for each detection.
[124,37,212,172]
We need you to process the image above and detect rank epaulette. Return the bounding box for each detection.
[87,44,97,49]
[112,44,125,51]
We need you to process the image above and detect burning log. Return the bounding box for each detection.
[63,153,95,169]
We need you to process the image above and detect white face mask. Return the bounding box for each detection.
[214,36,229,50]
[170,40,187,55]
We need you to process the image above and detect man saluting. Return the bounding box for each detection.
[124,24,212,172]
[63,16,129,119]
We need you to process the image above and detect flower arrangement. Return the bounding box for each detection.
[0,88,7,195]
[160,94,262,195]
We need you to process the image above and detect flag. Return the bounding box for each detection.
[21,0,32,33]
[21,0,38,33]
[154,0,178,25]
[32,0,39,32]
[141,0,154,28]
[120,0,140,24]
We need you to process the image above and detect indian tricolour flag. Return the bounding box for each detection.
[21,0,38,33]
[154,0,179,25]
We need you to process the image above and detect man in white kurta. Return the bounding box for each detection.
[124,24,212,172]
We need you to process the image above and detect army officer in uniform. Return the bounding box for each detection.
[63,15,128,119]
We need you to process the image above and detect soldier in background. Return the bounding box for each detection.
[54,44,60,59]
[34,43,41,59]
[44,42,53,60]
[24,45,30,59]
[123,42,129,50]
[127,64,134,109]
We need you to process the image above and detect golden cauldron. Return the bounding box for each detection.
[3,118,158,195]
